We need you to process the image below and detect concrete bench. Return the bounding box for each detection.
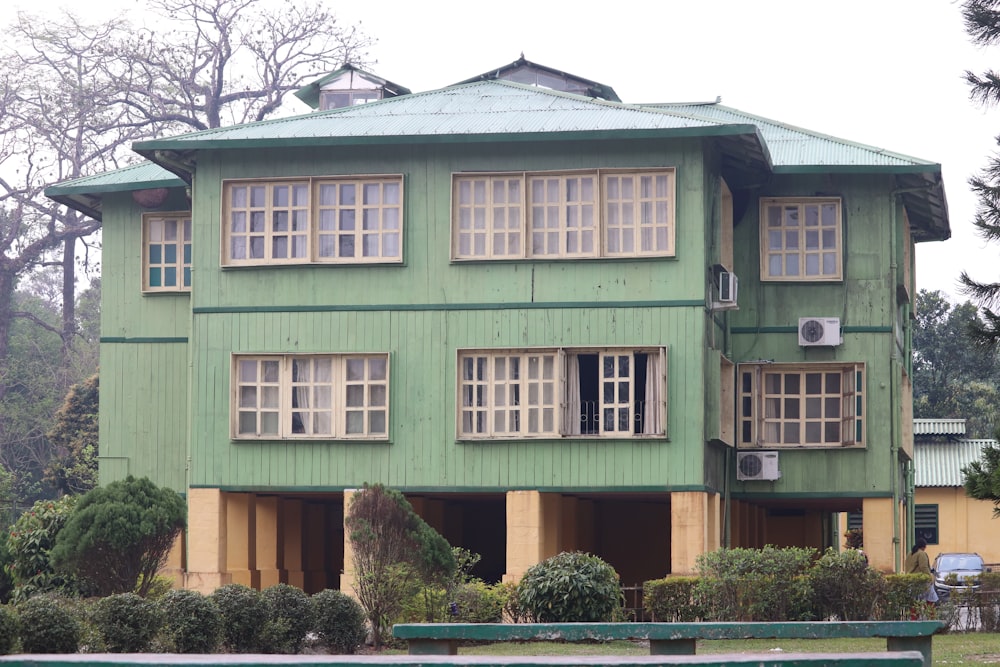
[0,651,926,667]
[393,621,944,667]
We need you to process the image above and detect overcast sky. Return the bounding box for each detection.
[4,0,997,300]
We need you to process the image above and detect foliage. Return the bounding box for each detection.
[345,483,455,648]
[50,475,186,597]
[211,583,266,652]
[694,546,815,621]
[643,576,701,622]
[496,581,526,623]
[963,440,1000,515]
[808,548,885,621]
[0,605,18,655]
[843,528,864,550]
[16,595,80,653]
[6,496,81,601]
[518,551,622,622]
[878,574,932,620]
[44,373,99,495]
[259,583,313,654]
[158,589,222,654]
[311,589,368,654]
[93,592,162,652]
[0,530,14,604]
[449,580,506,623]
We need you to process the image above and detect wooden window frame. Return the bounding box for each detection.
[221,175,403,266]
[451,168,676,260]
[142,211,192,292]
[231,353,389,441]
[759,197,843,281]
[738,362,865,448]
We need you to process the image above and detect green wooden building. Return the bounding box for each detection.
[47,60,950,591]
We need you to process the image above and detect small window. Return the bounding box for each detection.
[760,197,842,281]
[457,347,667,439]
[738,362,864,447]
[232,353,389,440]
[143,212,191,292]
[915,504,938,545]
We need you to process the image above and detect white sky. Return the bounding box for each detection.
[4,0,998,300]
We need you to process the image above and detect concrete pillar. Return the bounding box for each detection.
[505,490,563,583]
[340,490,358,595]
[670,491,709,575]
[863,497,896,573]
[282,499,305,589]
[226,493,257,588]
[159,531,185,588]
[706,492,721,552]
[255,496,283,589]
[184,488,232,594]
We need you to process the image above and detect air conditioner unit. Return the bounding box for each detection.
[737,451,781,481]
[711,271,739,311]
[798,317,842,347]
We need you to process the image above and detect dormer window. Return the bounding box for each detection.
[320,89,382,110]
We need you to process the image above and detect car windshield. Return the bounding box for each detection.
[936,555,983,571]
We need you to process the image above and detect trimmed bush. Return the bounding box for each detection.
[312,589,368,654]
[518,551,622,622]
[93,593,161,653]
[211,583,266,652]
[17,595,80,654]
[694,546,815,622]
[0,605,18,655]
[158,589,222,653]
[643,576,700,622]
[260,583,313,654]
[880,574,932,621]
[809,548,885,620]
[449,580,504,623]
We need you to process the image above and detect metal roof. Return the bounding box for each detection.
[453,55,620,102]
[293,64,411,110]
[915,439,994,487]
[44,162,185,221]
[913,419,967,436]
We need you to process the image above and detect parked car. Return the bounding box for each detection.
[933,552,984,602]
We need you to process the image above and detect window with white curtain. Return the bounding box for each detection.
[232,353,389,440]
[457,347,666,439]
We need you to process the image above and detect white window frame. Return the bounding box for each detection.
[142,211,192,292]
[231,353,389,440]
[456,346,667,440]
[759,197,843,281]
[222,175,403,266]
[451,169,676,260]
[738,362,864,448]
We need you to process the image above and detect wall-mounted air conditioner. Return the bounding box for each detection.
[798,317,842,347]
[711,271,739,311]
[737,451,781,481]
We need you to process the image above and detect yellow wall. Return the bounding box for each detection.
[916,487,1000,563]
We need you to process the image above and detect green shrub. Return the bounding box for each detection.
[211,583,266,652]
[0,605,19,654]
[809,548,885,620]
[158,589,221,653]
[137,575,176,600]
[312,589,368,654]
[260,583,313,654]
[93,592,161,652]
[7,497,82,601]
[978,572,1000,633]
[17,595,80,654]
[694,546,815,621]
[518,551,622,622]
[449,580,504,623]
[643,576,700,622]
[879,574,932,620]
[496,581,526,623]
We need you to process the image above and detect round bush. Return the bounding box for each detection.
[518,551,622,622]
[211,583,267,652]
[159,589,222,653]
[451,580,504,623]
[312,589,367,654]
[94,592,162,653]
[0,605,19,655]
[17,596,80,654]
[260,583,313,654]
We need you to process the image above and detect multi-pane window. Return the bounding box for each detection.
[738,363,864,447]
[233,354,389,440]
[452,169,675,260]
[223,176,402,265]
[143,212,191,292]
[457,347,666,439]
[915,504,939,545]
[760,198,842,281]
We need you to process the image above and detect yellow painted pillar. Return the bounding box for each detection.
[863,497,896,572]
[670,491,708,575]
[226,493,258,588]
[184,488,232,594]
[706,492,721,552]
[255,496,283,589]
[505,490,563,583]
[158,532,185,589]
[340,490,358,596]
[282,499,305,590]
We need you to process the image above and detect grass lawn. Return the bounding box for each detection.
[451,634,1000,666]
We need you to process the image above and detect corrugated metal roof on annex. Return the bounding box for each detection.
[915,439,993,487]
[650,102,938,170]
[914,419,968,436]
[133,80,750,149]
[45,161,184,196]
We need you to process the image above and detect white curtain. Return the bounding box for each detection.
[643,352,662,435]
[292,360,311,434]
[565,355,581,436]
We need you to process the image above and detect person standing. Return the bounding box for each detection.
[905,538,939,604]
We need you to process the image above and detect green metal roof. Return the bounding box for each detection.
[44,161,185,221]
[293,63,411,110]
[915,439,993,487]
